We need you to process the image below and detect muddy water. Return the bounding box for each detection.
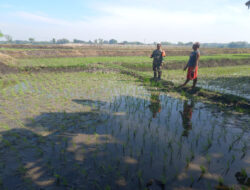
[0,73,249,190]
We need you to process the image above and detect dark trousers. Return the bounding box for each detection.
[153,64,162,79]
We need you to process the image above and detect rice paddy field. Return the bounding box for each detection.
[0,45,249,190]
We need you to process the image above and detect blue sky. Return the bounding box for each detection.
[1,0,250,43]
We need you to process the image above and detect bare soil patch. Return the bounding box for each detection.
[0,62,18,74]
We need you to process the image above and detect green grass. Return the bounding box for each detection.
[17,57,150,68]
[16,54,250,68]
[160,65,250,99]
[162,65,250,81]
[123,64,250,100]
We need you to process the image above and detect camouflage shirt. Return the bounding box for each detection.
[151,49,163,65]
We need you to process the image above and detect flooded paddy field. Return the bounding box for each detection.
[0,72,249,190]
[160,65,250,100]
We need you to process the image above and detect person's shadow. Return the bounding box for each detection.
[0,98,134,190]
[179,100,194,137]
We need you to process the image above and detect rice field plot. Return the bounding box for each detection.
[0,72,249,190]
[160,65,250,100]
[13,53,250,69]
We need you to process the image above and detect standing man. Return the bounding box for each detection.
[151,43,166,80]
[179,42,200,88]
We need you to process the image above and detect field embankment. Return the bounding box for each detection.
[1,44,250,58]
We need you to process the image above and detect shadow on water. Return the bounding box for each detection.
[0,94,249,190]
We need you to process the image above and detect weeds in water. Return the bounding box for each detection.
[105,185,111,190]
[200,165,206,174]
[206,154,211,165]
[17,165,27,176]
[240,168,247,178]
[185,156,190,168]
[54,173,61,186]
[218,176,224,186]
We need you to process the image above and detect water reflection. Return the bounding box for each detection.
[149,92,161,118]
[179,100,194,137]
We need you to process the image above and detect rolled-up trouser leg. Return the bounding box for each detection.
[157,64,162,80]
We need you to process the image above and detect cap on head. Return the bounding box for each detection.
[157,43,161,49]
[193,42,200,48]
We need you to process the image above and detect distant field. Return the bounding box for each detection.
[1,44,250,58]
[14,54,250,68]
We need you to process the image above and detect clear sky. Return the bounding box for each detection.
[0,0,249,43]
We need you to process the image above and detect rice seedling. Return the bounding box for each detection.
[200,165,206,174]
[54,173,61,186]
[241,141,247,158]
[185,156,190,168]
[189,175,195,187]
[203,137,212,152]
[137,169,143,187]
[17,165,27,176]
[105,185,111,190]
[218,176,224,186]
[240,168,247,178]
[206,154,211,166]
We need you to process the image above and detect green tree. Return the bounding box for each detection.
[185,42,193,46]
[56,38,69,44]
[52,38,56,44]
[5,35,12,43]
[29,38,35,44]
[228,41,248,48]
[73,39,85,43]
[178,42,184,46]
[0,30,3,38]
[109,39,117,44]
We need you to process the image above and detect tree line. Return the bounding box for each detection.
[0,31,250,48]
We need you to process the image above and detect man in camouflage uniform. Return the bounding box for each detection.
[151,43,165,80]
